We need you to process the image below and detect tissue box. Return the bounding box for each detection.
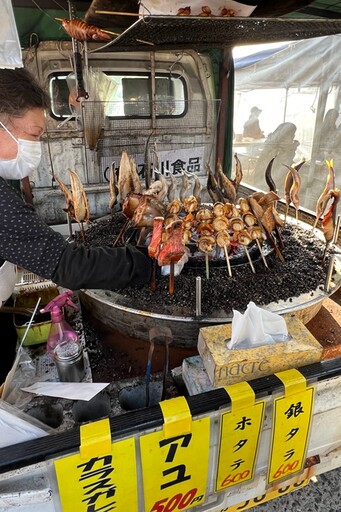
[197,314,323,386]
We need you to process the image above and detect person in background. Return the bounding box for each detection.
[243,106,264,139]
[252,122,300,191]
[0,68,152,384]
[319,108,339,158]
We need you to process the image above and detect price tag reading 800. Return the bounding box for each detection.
[140,416,210,512]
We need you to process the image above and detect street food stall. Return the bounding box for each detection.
[2,1,341,511]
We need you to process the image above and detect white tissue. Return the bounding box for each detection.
[161,250,189,277]
[227,301,289,350]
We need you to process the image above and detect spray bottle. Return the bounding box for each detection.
[41,291,85,382]
[42,290,79,353]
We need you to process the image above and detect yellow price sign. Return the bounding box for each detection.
[268,370,315,484]
[54,419,138,512]
[140,398,210,512]
[216,383,265,491]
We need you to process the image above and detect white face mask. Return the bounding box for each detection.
[0,121,42,180]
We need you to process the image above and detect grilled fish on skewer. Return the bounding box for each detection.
[249,195,284,262]
[118,150,134,202]
[313,160,336,229]
[322,188,340,242]
[283,158,306,201]
[55,170,90,225]
[258,191,280,208]
[321,188,340,265]
[109,162,118,212]
[233,153,243,192]
[129,158,142,194]
[265,157,277,192]
[55,169,90,240]
[216,161,236,204]
[167,172,178,203]
[193,174,203,203]
[179,171,192,203]
[206,164,225,204]
[283,163,302,223]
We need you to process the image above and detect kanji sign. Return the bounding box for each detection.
[216,382,265,491]
[268,369,315,484]
[54,419,138,512]
[140,397,210,512]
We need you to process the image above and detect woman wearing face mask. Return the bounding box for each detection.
[0,68,152,383]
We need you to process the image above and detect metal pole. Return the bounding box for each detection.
[196,276,202,317]
[324,254,335,293]
[332,214,341,245]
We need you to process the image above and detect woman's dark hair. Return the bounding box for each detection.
[0,68,50,117]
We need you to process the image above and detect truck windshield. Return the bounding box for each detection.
[49,71,186,119]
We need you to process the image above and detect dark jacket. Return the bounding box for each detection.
[0,178,152,291]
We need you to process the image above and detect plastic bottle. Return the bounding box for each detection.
[41,290,80,355]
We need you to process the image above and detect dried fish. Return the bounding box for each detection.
[109,162,118,211]
[313,159,335,229]
[167,173,178,203]
[233,153,243,192]
[179,171,192,203]
[193,174,203,203]
[265,157,277,192]
[216,161,236,204]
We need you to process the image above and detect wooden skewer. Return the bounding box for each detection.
[101,29,121,36]
[205,253,210,280]
[149,260,157,292]
[244,245,256,273]
[136,39,155,46]
[95,10,146,17]
[113,218,130,247]
[284,204,289,224]
[256,239,268,268]
[223,245,232,277]
[169,262,175,296]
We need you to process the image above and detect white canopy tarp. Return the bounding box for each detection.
[0,0,22,69]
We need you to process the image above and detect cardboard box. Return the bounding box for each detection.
[197,314,323,387]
